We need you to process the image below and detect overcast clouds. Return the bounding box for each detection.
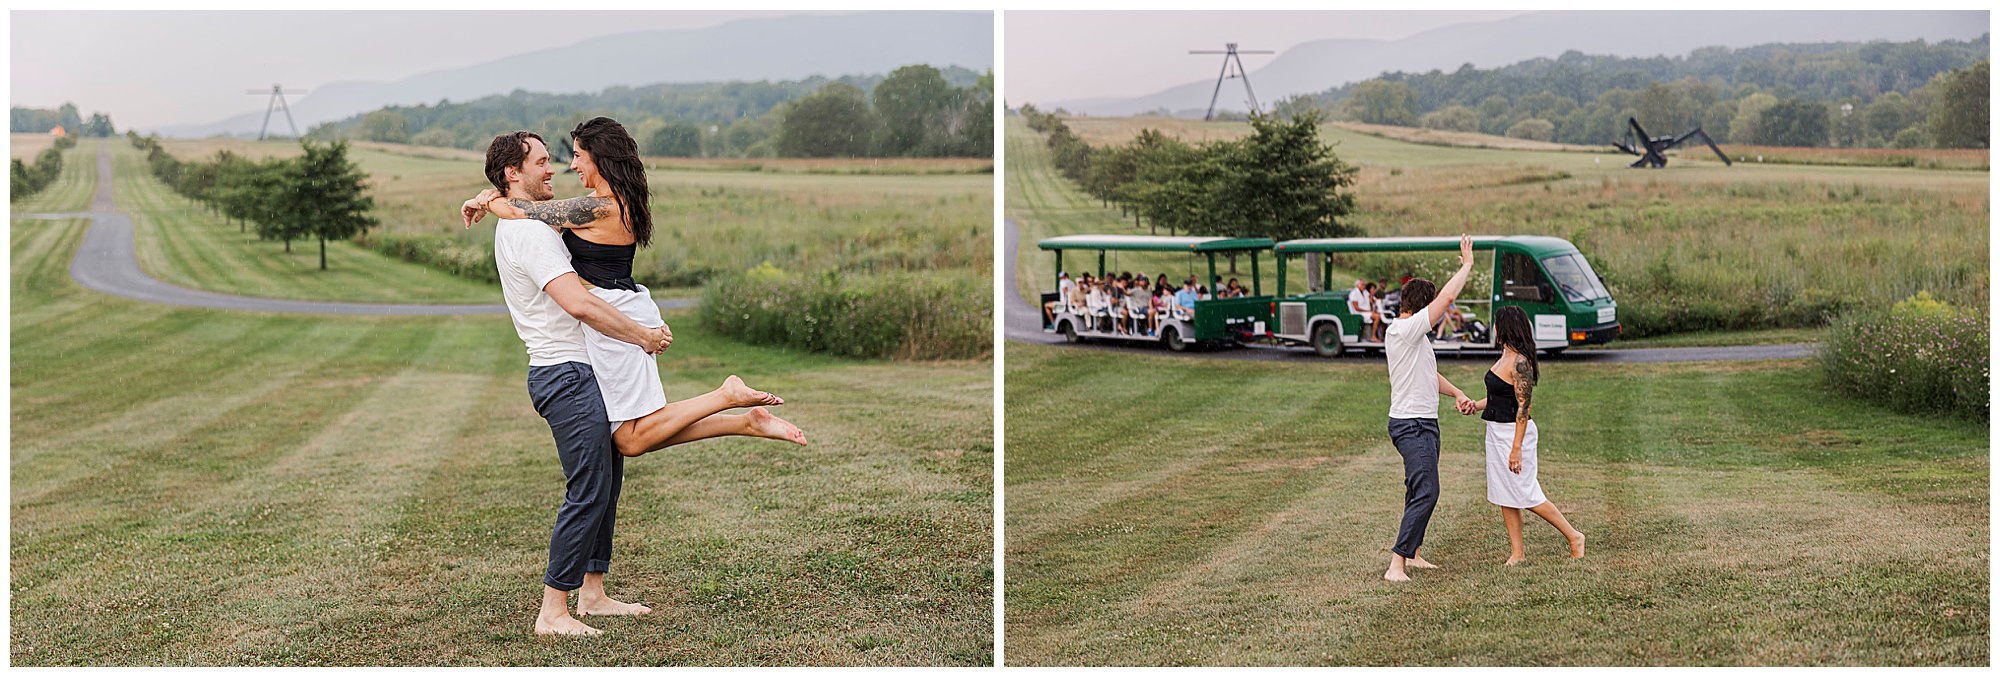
[10,10,847,129]
[1003,11,1529,105]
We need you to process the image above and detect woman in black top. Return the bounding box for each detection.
[468,118,805,457]
[1463,306,1585,565]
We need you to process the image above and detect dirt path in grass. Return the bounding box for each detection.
[14,143,695,316]
[1004,218,1816,364]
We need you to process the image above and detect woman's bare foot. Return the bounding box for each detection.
[1406,555,1439,569]
[748,407,807,446]
[1568,532,1586,558]
[721,375,783,408]
[577,596,652,617]
[1503,554,1526,566]
[535,614,602,636]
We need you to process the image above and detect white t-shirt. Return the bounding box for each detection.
[1386,307,1439,419]
[494,218,588,366]
[1058,278,1076,306]
[1348,288,1371,315]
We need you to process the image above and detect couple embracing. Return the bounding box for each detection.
[1380,235,1585,582]
[467,119,807,635]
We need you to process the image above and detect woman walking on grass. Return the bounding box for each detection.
[466,118,807,457]
[1464,306,1584,565]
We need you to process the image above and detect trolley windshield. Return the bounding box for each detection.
[1539,253,1610,303]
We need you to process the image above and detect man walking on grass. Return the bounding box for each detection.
[1383,234,1478,582]
[484,131,671,635]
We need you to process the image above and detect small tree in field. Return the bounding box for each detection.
[289,140,378,270]
[1211,110,1359,242]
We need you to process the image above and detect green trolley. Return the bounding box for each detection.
[1269,236,1620,357]
[1036,235,1276,351]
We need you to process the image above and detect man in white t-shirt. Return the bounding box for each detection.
[1045,271,1074,327]
[1381,234,1478,583]
[483,131,672,635]
[1347,279,1375,337]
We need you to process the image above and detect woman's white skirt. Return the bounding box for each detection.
[582,283,668,424]
[1484,419,1546,508]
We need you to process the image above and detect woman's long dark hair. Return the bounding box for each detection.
[1493,305,1539,376]
[571,117,652,246]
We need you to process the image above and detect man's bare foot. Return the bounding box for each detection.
[721,375,783,408]
[577,596,652,617]
[535,614,603,636]
[1503,554,1526,566]
[1384,555,1411,582]
[1568,532,1586,558]
[1406,556,1439,569]
[748,407,808,446]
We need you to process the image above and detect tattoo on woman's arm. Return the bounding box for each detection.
[1514,355,1536,422]
[507,196,615,229]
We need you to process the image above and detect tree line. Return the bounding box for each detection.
[1019,105,1358,242]
[10,134,76,202]
[1283,35,1988,149]
[130,132,377,270]
[310,64,993,159]
[11,103,115,136]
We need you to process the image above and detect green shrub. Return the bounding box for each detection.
[356,233,498,284]
[1820,294,1988,420]
[698,268,990,360]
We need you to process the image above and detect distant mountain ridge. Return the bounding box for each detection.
[152,11,993,138]
[1047,10,1988,116]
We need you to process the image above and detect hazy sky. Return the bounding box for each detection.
[1004,11,1529,105]
[11,10,848,129]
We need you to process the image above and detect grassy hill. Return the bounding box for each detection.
[1007,116,1988,337]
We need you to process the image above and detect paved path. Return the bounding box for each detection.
[1003,218,1816,364]
[16,142,695,316]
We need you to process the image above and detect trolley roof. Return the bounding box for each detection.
[1038,234,1277,253]
[1274,235,1579,256]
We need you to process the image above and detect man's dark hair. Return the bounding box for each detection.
[484,131,544,192]
[1400,277,1437,317]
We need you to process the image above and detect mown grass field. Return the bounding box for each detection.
[11,211,994,665]
[11,135,100,213]
[108,141,502,304]
[152,137,992,290]
[1002,342,1987,666]
[1007,117,1988,334]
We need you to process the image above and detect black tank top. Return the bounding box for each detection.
[561,228,637,292]
[1482,370,1520,423]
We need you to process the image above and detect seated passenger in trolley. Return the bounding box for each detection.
[1223,278,1246,298]
[1347,278,1377,340]
[1044,271,1074,327]
[1067,273,1091,316]
[1126,276,1155,335]
[1087,278,1113,332]
[1175,278,1199,320]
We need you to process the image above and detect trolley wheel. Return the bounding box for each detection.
[1059,320,1081,344]
[1544,347,1567,357]
[1162,325,1187,352]
[1311,322,1345,358]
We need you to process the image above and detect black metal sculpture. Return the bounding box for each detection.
[1614,118,1732,168]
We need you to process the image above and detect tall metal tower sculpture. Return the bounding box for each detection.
[247,84,306,140]
[1190,43,1273,121]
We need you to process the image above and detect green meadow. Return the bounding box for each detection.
[11,141,993,665]
[151,136,992,292]
[1002,342,1987,666]
[11,134,100,213]
[1007,117,1988,336]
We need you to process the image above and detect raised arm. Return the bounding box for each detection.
[1426,234,1476,327]
[1508,355,1537,472]
[489,194,622,232]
